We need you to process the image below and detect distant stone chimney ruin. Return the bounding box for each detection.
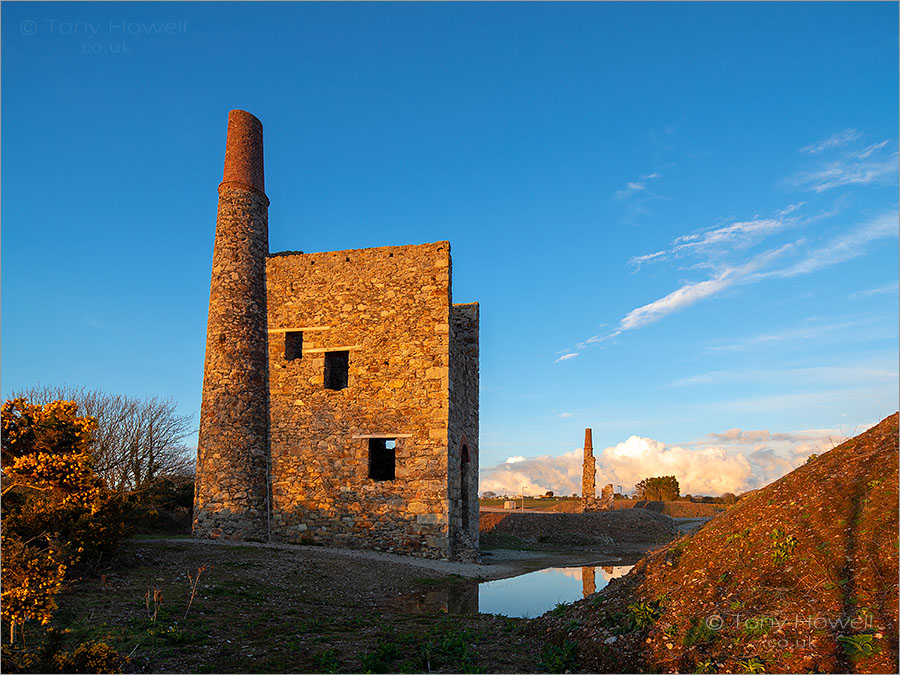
[581,428,596,511]
[582,429,613,512]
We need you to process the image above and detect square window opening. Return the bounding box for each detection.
[324,350,349,390]
[285,331,303,360]
[368,438,395,481]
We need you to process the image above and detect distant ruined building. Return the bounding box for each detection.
[193,110,480,561]
[582,428,613,512]
[581,428,596,509]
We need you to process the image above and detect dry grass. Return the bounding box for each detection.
[45,541,544,673]
[537,413,899,674]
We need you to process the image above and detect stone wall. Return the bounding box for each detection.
[448,302,480,560]
[194,110,271,542]
[265,241,464,559]
[600,483,615,510]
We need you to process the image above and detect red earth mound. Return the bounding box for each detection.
[537,413,899,674]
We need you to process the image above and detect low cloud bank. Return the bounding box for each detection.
[480,427,836,497]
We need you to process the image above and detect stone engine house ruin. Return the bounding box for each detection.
[193,110,480,561]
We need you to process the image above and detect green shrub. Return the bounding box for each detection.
[312,648,340,673]
[737,656,766,673]
[539,640,578,673]
[683,617,718,646]
[627,600,662,630]
[837,633,878,659]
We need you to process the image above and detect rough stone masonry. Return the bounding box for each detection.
[194,110,480,561]
[582,428,596,511]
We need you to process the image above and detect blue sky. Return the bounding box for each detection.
[3,2,898,496]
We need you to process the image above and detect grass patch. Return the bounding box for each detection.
[683,617,718,646]
[539,640,578,673]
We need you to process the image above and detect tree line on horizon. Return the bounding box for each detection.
[482,474,739,504]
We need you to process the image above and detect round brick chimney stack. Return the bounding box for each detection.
[221,109,265,193]
[194,110,271,542]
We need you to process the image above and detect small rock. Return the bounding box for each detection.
[604,637,617,644]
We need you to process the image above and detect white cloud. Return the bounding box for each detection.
[766,210,899,278]
[630,250,667,268]
[777,202,805,216]
[565,132,897,352]
[673,218,785,250]
[554,352,579,363]
[788,154,899,193]
[799,129,861,154]
[747,448,795,485]
[707,428,772,444]
[615,210,895,336]
[668,361,898,389]
[481,449,584,497]
[708,315,886,352]
[629,211,796,269]
[598,436,754,495]
[479,425,840,497]
[558,412,574,418]
[618,245,789,332]
[854,140,890,159]
[506,456,526,464]
[788,133,898,193]
[849,280,900,299]
[619,270,737,331]
[615,172,661,200]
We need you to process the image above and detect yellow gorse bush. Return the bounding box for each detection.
[1,397,126,646]
[4,452,103,510]
[0,533,67,641]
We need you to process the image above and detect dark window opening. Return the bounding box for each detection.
[284,331,303,360]
[368,439,395,481]
[324,351,349,390]
[461,444,471,531]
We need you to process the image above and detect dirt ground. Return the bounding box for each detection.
[537,498,726,518]
[39,507,680,674]
[47,538,547,673]
[479,508,679,550]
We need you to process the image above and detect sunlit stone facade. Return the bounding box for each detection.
[193,111,479,561]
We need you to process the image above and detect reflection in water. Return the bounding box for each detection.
[390,583,479,615]
[391,565,633,618]
[581,566,596,598]
[478,565,632,618]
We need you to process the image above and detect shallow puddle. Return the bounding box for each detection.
[479,564,633,618]
[392,564,633,618]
